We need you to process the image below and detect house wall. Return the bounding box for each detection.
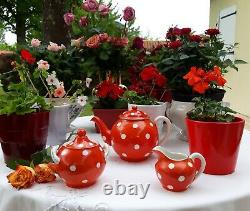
[210,0,250,116]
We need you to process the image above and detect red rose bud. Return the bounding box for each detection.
[169,40,182,49]
[98,4,109,16]
[123,6,135,22]
[181,28,191,35]
[132,37,144,49]
[205,28,220,36]
[63,13,75,25]
[79,16,88,27]
[189,35,202,42]
[82,0,98,12]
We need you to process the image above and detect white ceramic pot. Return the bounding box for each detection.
[128,102,170,140]
[46,99,83,146]
[168,100,194,141]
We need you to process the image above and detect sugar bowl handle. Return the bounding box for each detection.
[189,153,206,179]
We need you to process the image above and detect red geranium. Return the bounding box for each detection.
[205,28,220,36]
[140,65,158,81]
[169,40,182,49]
[96,79,125,100]
[155,74,167,87]
[20,49,36,64]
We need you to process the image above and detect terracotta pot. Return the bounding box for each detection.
[93,108,127,133]
[186,117,245,175]
[0,112,50,162]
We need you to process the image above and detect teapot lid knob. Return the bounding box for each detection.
[77,129,86,137]
[132,106,137,111]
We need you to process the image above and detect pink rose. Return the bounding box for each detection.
[99,33,109,42]
[82,0,98,12]
[123,6,135,22]
[79,16,88,27]
[37,60,50,70]
[63,13,75,25]
[112,37,129,47]
[47,42,61,52]
[31,38,41,47]
[98,4,109,16]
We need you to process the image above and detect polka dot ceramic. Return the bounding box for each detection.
[153,146,206,192]
[91,106,172,162]
[49,129,108,188]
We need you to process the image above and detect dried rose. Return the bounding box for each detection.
[123,6,135,22]
[7,165,35,190]
[34,164,56,183]
[82,0,99,12]
[63,12,75,25]
[132,37,144,49]
[79,16,88,27]
[99,33,109,42]
[98,4,109,16]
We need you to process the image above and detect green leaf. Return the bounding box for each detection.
[234,59,247,65]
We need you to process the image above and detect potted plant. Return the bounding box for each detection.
[147,27,245,140]
[186,97,245,175]
[0,55,51,163]
[92,76,127,132]
[124,64,168,136]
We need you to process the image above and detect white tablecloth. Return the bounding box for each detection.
[0,116,250,211]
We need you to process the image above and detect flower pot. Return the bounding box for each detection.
[93,108,127,133]
[128,102,169,139]
[186,117,245,175]
[0,112,49,163]
[46,98,83,146]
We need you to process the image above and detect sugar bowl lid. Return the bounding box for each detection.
[120,106,149,120]
[65,129,97,149]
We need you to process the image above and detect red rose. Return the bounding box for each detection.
[189,35,202,42]
[79,16,88,27]
[132,37,144,49]
[140,65,158,81]
[205,28,220,36]
[181,28,191,35]
[82,0,98,12]
[86,35,100,48]
[123,6,135,21]
[155,74,167,87]
[112,37,129,47]
[20,49,36,64]
[99,33,109,42]
[172,27,182,36]
[169,40,182,49]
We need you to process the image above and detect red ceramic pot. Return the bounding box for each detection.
[93,108,127,133]
[186,117,245,175]
[0,112,50,162]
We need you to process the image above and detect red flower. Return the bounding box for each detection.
[169,40,182,49]
[172,27,182,36]
[20,49,36,64]
[140,65,158,81]
[111,37,129,47]
[205,28,220,36]
[181,28,191,35]
[96,79,124,100]
[132,37,144,49]
[155,74,167,87]
[86,35,100,48]
[99,33,109,42]
[183,66,210,94]
[207,66,227,86]
[189,35,202,42]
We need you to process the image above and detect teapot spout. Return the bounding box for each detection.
[91,116,112,145]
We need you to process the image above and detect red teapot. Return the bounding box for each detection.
[91,106,171,162]
[49,129,108,188]
[153,146,206,192]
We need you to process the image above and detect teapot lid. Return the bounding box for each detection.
[120,106,149,120]
[65,129,97,149]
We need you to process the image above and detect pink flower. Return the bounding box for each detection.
[37,60,50,70]
[111,37,129,47]
[132,37,144,49]
[79,16,88,27]
[63,13,75,25]
[47,42,64,52]
[123,6,135,22]
[82,0,98,12]
[99,33,109,42]
[31,39,41,47]
[54,86,66,98]
[98,4,109,16]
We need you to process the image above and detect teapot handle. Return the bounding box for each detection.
[154,116,172,145]
[50,145,60,164]
[189,153,206,179]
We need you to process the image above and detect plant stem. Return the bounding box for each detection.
[39,74,52,98]
[159,89,167,101]
[23,69,39,95]
[65,84,76,98]
[149,81,156,98]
